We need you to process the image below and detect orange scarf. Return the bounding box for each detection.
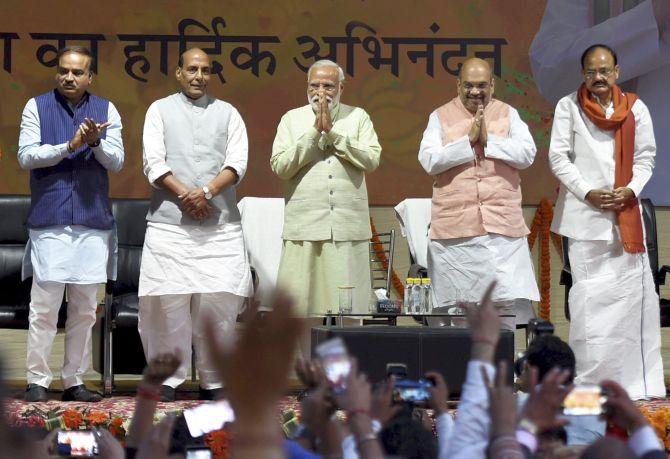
[577,83,644,253]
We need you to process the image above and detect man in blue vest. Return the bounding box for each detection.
[17,46,124,402]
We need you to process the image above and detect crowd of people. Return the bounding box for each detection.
[0,284,666,458]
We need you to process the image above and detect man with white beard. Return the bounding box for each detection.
[271,60,381,316]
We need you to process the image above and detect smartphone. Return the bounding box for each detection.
[183,400,235,438]
[562,385,606,416]
[185,447,213,459]
[315,337,351,393]
[56,430,98,457]
[392,378,433,405]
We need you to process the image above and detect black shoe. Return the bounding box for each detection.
[62,385,102,402]
[25,384,48,402]
[160,385,176,402]
[199,386,224,401]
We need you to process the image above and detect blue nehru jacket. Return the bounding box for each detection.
[27,89,114,230]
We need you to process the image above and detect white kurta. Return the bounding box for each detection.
[139,221,252,298]
[418,106,540,315]
[139,94,252,298]
[549,93,664,399]
[530,0,670,204]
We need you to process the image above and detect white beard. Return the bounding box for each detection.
[308,92,341,112]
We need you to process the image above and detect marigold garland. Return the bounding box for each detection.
[638,406,670,451]
[527,198,563,320]
[205,428,232,458]
[370,218,404,297]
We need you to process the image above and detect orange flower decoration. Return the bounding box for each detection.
[527,198,561,320]
[62,409,84,429]
[108,417,125,438]
[86,410,109,426]
[205,429,232,459]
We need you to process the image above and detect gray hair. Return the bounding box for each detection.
[307,60,345,82]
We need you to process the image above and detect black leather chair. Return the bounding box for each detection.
[560,198,670,321]
[0,195,66,329]
[92,198,150,395]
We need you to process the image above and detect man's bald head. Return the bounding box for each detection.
[176,48,212,99]
[459,58,492,81]
[457,58,494,114]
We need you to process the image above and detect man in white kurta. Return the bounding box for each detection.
[18,46,124,403]
[418,58,539,331]
[549,45,664,399]
[530,0,670,205]
[139,48,252,401]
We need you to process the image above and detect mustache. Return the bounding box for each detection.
[310,94,333,103]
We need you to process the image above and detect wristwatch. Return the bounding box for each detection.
[202,186,213,200]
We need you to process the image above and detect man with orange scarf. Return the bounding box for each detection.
[549,44,664,399]
[418,58,539,332]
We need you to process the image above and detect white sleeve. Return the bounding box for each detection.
[628,425,663,457]
[222,107,249,183]
[484,107,537,170]
[17,98,70,169]
[418,111,475,176]
[529,0,670,104]
[627,100,656,197]
[436,412,455,459]
[91,102,124,172]
[443,360,495,459]
[142,102,170,188]
[548,97,592,200]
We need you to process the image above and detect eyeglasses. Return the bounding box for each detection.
[584,68,614,79]
[461,82,491,91]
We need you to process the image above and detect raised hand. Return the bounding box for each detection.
[479,107,487,146]
[469,105,484,145]
[482,361,517,437]
[320,95,333,133]
[425,370,449,415]
[204,290,302,424]
[600,380,649,433]
[371,377,401,424]
[142,352,181,388]
[80,118,111,145]
[520,366,571,433]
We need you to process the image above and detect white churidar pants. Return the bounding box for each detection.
[138,292,244,389]
[26,280,99,389]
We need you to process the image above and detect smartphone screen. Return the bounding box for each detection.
[185,447,213,459]
[57,431,98,457]
[183,400,235,437]
[315,337,351,393]
[562,385,605,416]
[392,378,432,404]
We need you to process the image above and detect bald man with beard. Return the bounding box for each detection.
[418,58,539,331]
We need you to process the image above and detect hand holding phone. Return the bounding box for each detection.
[315,337,351,394]
[56,430,99,457]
